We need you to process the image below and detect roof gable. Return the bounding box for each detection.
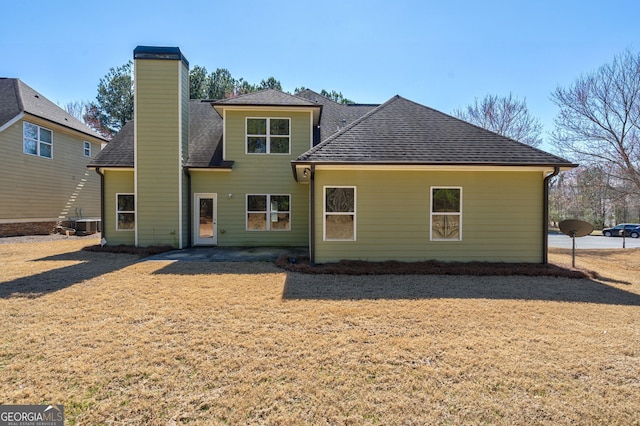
[212,88,318,107]
[296,95,575,167]
[0,78,106,140]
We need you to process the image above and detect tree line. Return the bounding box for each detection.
[69,63,354,139]
[69,50,640,229]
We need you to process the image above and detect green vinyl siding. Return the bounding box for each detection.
[190,171,309,247]
[180,63,190,243]
[188,109,312,246]
[103,170,135,246]
[224,110,311,160]
[313,169,545,263]
[135,58,188,248]
[0,116,102,222]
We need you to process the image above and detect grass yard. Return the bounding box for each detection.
[0,238,639,425]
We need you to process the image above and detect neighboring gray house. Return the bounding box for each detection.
[0,78,107,236]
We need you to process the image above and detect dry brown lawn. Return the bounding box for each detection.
[0,238,639,425]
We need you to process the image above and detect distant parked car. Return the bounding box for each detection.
[602,224,640,238]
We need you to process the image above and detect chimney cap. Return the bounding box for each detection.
[133,46,189,66]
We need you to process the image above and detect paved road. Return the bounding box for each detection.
[549,233,640,249]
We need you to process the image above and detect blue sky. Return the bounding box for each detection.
[1,0,637,150]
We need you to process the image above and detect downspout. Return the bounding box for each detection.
[95,168,105,242]
[185,168,192,248]
[543,167,560,264]
[309,164,316,266]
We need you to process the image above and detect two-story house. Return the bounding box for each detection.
[0,78,107,236]
[89,46,576,264]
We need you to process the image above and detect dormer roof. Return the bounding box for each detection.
[211,89,321,124]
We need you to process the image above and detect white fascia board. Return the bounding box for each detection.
[313,164,564,173]
[0,112,24,133]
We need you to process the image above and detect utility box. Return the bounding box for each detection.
[75,219,101,235]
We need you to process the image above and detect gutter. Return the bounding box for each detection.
[185,168,192,248]
[543,167,560,264]
[309,164,316,265]
[291,160,579,168]
[95,168,105,242]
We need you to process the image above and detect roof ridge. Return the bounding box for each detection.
[13,78,25,112]
[297,95,401,159]
[297,89,342,106]
[290,89,327,104]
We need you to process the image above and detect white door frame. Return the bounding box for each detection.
[194,193,217,246]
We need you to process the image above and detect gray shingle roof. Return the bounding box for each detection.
[212,88,318,106]
[295,89,378,143]
[185,101,230,168]
[88,119,134,167]
[295,95,576,167]
[90,90,576,170]
[0,78,106,140]
[89,100,230,168]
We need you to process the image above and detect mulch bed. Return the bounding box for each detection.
[276,255,597,278]
[82,243,595,279]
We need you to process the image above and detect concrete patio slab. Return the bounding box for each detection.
[145,246,309,262]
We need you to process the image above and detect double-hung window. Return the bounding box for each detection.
[324,186,356,241]
[23,122,53,158]
[430,187,462,240]
[246,118,290,154]
[116,194,135,231]
[84,141,91,157]
[246,194,291,231]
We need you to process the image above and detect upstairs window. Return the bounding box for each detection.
[430,187,462,240]
[246,194,291,231]
[246,118,290,154]
[23,122,53,158]
[84,141,91,157]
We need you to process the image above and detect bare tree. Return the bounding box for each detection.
[63,100,89,122]
[550,49,640,195]
[453,93,543,147]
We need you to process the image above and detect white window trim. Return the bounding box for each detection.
[430,186,463,241]
[245,117,291,155]
[323,186,356,241]
[23,121,53,159]
[83,141,91,157]
[246,194,291,231]
[116,193,135,232]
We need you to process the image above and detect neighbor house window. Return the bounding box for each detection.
[116,194,135,231]
[324,186,356,241]
[430,187,462,240]
[246,194,290,231]
[23,122,52,158]
[84,141,91,157]
[246,118,290,154]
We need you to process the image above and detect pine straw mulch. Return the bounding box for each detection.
[82,244,597,279]
[275,255,597,279]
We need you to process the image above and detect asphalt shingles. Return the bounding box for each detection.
[0,78,105,140]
